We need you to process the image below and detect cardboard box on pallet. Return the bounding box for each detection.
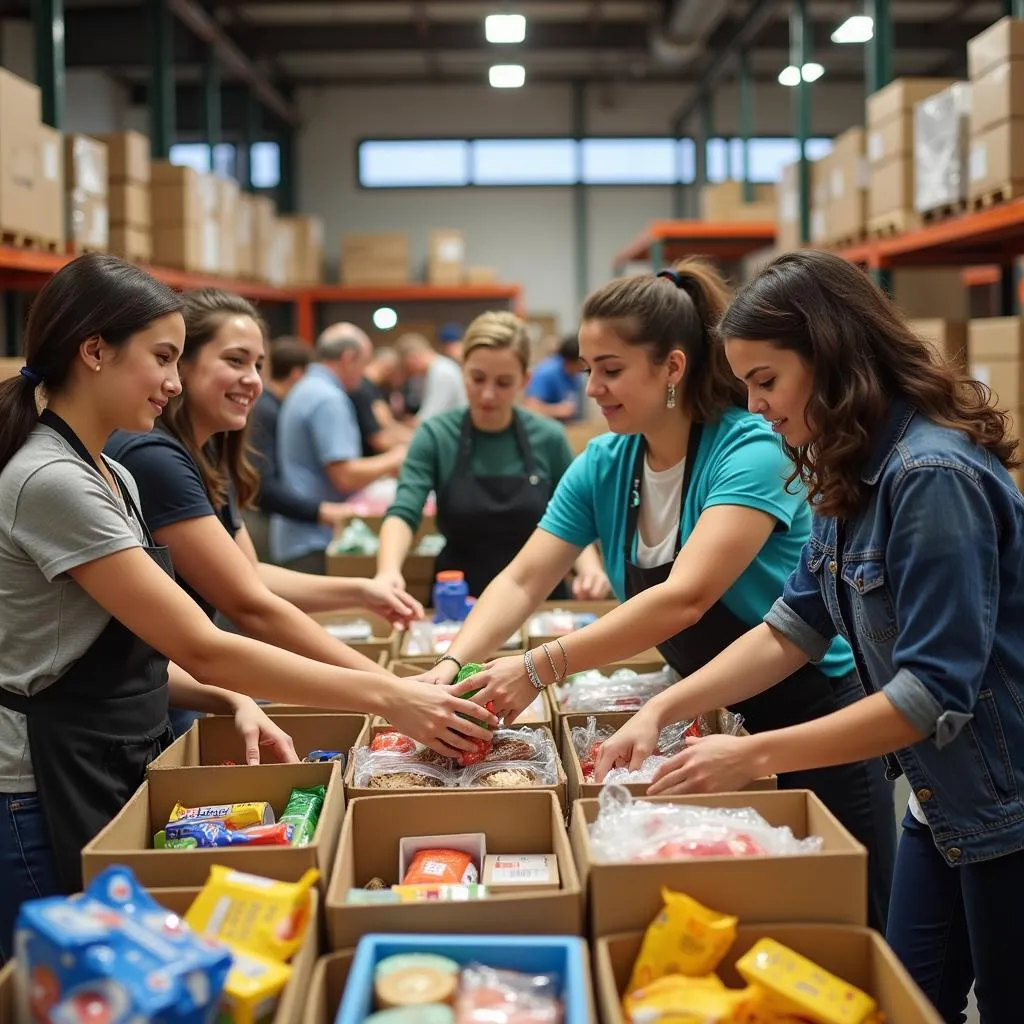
[826,127,868,244]
[914,83,972,215]
[324,791,582,950]
[81,762,345,893]
[109,225,152,262]
[892,268,968,320]
[66,134,109,250]
[595,925,943,1024]
[301,951,355,1024]
[342,232,410,286]
[35,124,65,248]
[969,316,1024,416]
[908,318,969,369]
[149,713,370,770]
[427,228,465,285]
[151,162,219,272]
[570,789,867,937]
[216,176,240,277]
[968,118,1024,201]
[94,131,150,184]
[235,193,256,277]
[699,181,776,223]
[0,69,42,243]
[810,154,831,246]
[282,213,325,285]
[252,195,277,281]
[776,161,800,252]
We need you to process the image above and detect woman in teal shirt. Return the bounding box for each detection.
[420,261,896,931]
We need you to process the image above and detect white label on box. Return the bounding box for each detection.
[970,144,987,183]
[781,193,797,222]
[437,237,464,263]
[831,168,844,200]
[868,132,883,163]
[41,140,59,182]
[972,363,992,387]
[488,855,552,884]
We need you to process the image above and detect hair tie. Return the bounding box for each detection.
[657,269,683,287]
[19,366,42,386]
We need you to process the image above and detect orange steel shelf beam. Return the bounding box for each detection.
[614,220,776,268]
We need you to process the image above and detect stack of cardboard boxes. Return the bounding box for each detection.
[775,162,800,252]
[913,83,972,217]
[251,195,277,282]
[968,317,1023,487]
[967,17,1024,204]
[341,232,410,286]
[427,229,464,285]
[699,181,776,223]
[101,131,152,263]
[65,134,108,252]
[825,127,868,246]
[280,214,326,286]
[216,177,240,279]
[151,162,219,273]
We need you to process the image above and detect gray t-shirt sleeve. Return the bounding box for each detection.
[418,358,467,421]
[10,457,144,582]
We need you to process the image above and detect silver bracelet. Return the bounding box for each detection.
[523,650,545,690]
[555,637,569,679]
[540,643,561,683]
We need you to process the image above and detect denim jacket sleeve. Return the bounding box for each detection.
[763,532,837,663]
[882,464,999,748]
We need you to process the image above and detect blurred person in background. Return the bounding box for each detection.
[523,333,587,423]
[346,332,412,457]
[439,322,464,362]
[397,332,467,422]
[364,344,411,424]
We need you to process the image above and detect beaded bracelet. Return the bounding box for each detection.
[523,649,545,690]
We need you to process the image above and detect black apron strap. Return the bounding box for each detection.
[510,409,540,483]
[451,411,476,476]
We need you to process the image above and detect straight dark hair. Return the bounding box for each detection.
[718,250,1018,518]
[160,289,267,510]
[0,253,183,474]
[580,258,746,423]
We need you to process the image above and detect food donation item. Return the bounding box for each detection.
[402,849,479,886]
[278,784,326,846]
[168,800,275,829]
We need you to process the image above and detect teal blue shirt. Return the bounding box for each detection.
[538,407,855,679]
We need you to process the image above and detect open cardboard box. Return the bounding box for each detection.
[398,616,525,660]
[325,791,582,949]
[301,950,356,1024]
[324,552,435,605]
[344,724,568,810]
[560,711,776,805]
[309,609,397,661]
[595,924,942,1024]
[149,713,369,770]
[82,763,345,893]
[571,789,867,937]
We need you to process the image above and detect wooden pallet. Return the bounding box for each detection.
[0,231,61,253]
[969,181,1024,209]
[68,241,106,257]
[921,199,968,224]
[828,229,867,250]
[866,209,922,238]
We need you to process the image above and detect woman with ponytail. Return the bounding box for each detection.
[416,259,895,931]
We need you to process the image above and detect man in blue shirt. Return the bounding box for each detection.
[523,334,586,423]
[272,323,406,573]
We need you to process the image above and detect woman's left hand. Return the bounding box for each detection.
[359,578,424,629]
[232,700,300,765]
[449,655,540,724]
[572,569,612,601]
[646,734,758,795]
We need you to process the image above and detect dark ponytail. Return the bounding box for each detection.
[580,258,746,423]
[0,252,183,474]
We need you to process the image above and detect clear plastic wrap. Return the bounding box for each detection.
[914,82,971,213]
[602,755,671,785]
[462,759,559,789]
[557,665,680,713]
[526,608,598,639]
[321,618,374,643]
[353,750,456,789]
[485,727,555,764]
[456,964,563,1024]
[405,620,520,656]
[587,786,824,863]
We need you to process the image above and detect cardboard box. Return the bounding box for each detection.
[0,69,43,239]
[969,316,1024,412]
[399,620,525,661]
[341,232,410,286]
[35,124,65,246]
[595,925,943,1024]
[868,155,916,218]
[266,217,295,286]
[81,762,345,892]
[309,609,397,661]
[915,83,972,213]
[68,193,108,249]
[776,161,800,252]
[827,127,868,242]
[0,358,25,381]
[466,265,499,284]
[892,268,968,320]
[969,118,1024,198]
[867,77,959,136]
[108,181,151,228]
[571,789,867,937]
[324,551,435,605]
[95,131,150,184]
[151,162,204,226]
[217,176,240,277]
[65,134,107,198]
[108,224,152,262]
[810,154,831,245]
[235,194,256,277]
[908,318,968,368]
[525,599,620,648]
[252,195,277,281]
[325,791,582,949]
[970,61,1024,136]
[301,951,355,1024]
[149,712,369,770]
[281,214,325,285]
[699,181,776,223]
[153,223,204,271]
[968,16,1024,80]
[427,228,465,285]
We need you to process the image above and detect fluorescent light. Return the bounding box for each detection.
[832,15,873,43]
[485,14,526,44]
[778,63,825,86]
[489,63,526,88]
[802,62,825,82]
[778,65,801,87]
[372,307,398,331]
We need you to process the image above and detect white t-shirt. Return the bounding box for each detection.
[635,455,686,569]
[418,356,468,421]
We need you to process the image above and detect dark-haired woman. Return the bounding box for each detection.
[598,250,1024,1023]
[105,290,426,736]
[0,255,497,958]
[415,260,895,931]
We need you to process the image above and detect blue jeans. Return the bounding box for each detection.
[0,793,61,963]
[887,809,1024,1023]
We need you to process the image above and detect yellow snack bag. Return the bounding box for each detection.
[219,947,292,1024]
[623,974,752,1023]
[169,800,273,829]
[185,866,319,963]
[735,938,879,1024]
[627,889,739,993]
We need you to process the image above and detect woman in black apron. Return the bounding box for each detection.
[0,256,497,960]
[376,310,610,603]
[420,261,896,932]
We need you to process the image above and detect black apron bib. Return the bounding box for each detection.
[0,411,174,892]
[622,426,843,736]
[435,410,567,600]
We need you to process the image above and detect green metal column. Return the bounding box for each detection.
[696,94,713,194]
[791,0,811,245]
[277,116,296,213]
[31,0,65,128]
[1004,1,1024,20]
[573,81,589,304]
[739,50,754,202]
[202,45,221,169]
[866,0,893,292]
[242,88,261,192]
[147,0,174,159]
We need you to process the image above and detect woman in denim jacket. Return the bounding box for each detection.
[596,250,1024,1023]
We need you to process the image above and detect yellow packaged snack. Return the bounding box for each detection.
[185,866,319,963]
[735,938,879,1024]
[169,800,274,829]
[623,973,752,1023]
[627,889,739,993]
[219,947,292,1024]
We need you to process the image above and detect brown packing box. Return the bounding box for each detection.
[35,124,65,246]
[95,131,150,184]
[970,60,1024,135]
[81,762,345,892]
[346,512,436,538]
[892,268,967,320]
[595,925,942,1024]
[908,318,968,368]
[699,181,776,223]
[109,225,152,262]
[776,161,800,253]
[0,358,25,381]
[968,316,1024,413]
[301,951,355,1024]
[571,789,867,937]
[342,231,410,286]
[282,213,325,285]
[969,118,1024,198]
[149,712,370,770]
[810,154,831,245]
[65,134,107,198]
[868,155,916,218]
[68,194,108,249]
[968,16,1024,80]
[398,619,525,661]
[235,194,256,277]
[151,163,203,226]
[0,69,43,239]
[466,266,499,284]
[109,181,151,228]
[827,126,867,242]
[153,223,204,272]
[310,609,397,661]
[325,791,582,949]
[325,551,435,605]
[428,227,465,285]
[217,176,240,278]
[867,77,958,138]
[252,195,277,281]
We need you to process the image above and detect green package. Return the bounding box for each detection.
[279,784,326,847]
[153,829,197,850]
[453,663,492,730]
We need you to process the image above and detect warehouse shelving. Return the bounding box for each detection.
[612,219,776,275]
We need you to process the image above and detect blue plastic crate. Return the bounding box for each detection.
[337,933,590,1024]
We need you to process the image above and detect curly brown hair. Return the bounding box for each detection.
[718,250,1018,519]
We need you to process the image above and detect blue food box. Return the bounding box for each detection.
[13,864,231,1023]
[337,933,590,1024]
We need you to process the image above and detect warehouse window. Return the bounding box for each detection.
[472,139,576,185]
[167,142,275,187]
[360,140,470,187]
[250,142,281,188]
[581,138,677,185]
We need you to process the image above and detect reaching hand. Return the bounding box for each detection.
[572,569,612,601]
[232,700,300,765]
[449,655,539,724]
[385,679,500,756]
[593,706,661,781]
[360,577,424,629]
[408,658,462,687]
[319,501,355,528]
[646,734,759,795]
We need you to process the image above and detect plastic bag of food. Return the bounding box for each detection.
[278,784,326,847]
[485,727,556,764]
[461,759,558,789]
[403,848,479,886]
[623,973,753,1024]
[456,964,562,1024]
[353,750,458,790]
[559,665,680,713]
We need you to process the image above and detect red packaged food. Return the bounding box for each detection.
[371,731,417,755]
[641,833,766,860]
[403,848,478,886]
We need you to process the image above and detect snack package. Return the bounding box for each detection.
[452,663,495,766]
[185,865,319,963]
[220,948,293,1024]
[13,865,231,1024]
[623,973,753,1024]
[374,954,460,1009]
[485,727,555,764]
[370,731,418,756]
[168,800,274,829]
[278,784,326,847]
[402,848,478,886]
[456,964,563,1024]
[628,889,739,991]
[557,666,680,713]
[162,820,295,848]
[302,749,346,765]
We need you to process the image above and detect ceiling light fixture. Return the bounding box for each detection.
[489,64,526,88]
[485,14,526,44]
[802,62,825,82]
[778,63,825,86]
[778,65,801,87]
[831,15,874,44]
